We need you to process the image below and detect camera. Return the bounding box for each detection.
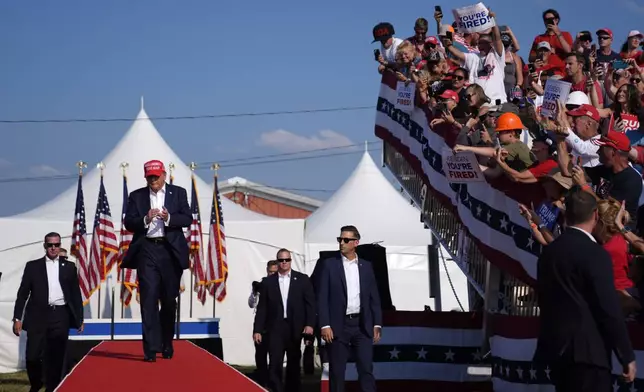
[374,49,381,61]
[252,280,261,293]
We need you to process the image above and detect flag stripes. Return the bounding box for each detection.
[207,174,228,301]
[118,175,137,306]
[71,175,92,304]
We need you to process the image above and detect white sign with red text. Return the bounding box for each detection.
[395,81,415,112]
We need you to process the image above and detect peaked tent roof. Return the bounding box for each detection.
[304,150,428,246]
[16,103,272,223]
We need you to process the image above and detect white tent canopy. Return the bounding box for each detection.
[304,149,470,312]
[0,101,301,372]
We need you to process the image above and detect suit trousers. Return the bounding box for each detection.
[138,239,181,356]
[327,317,375,392]
[254,339,269,387]
[268,319,302,392]
[26,305,70,392]
[551,362,612,392]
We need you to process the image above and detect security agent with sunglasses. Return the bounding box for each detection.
[253,248,315,392]
[12,232,84,392]
[121,159,192,362]
[317,225,382,392]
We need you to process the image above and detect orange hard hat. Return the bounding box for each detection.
[495,112,526,132]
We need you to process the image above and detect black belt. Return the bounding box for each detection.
[146,237,167,244]
[345,313,360,319]
[49,304,66,311]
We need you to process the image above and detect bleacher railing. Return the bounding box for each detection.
[383,141,539,317]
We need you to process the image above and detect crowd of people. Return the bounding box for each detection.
[373,10,644,318]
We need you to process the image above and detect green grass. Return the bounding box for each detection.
[0,367,321,392]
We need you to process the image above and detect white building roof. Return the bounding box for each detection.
[15,101,272,223]
[304,150,430,247]
[219,176,323,211]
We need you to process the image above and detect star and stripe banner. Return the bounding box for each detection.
[118,175,137,307]
[490,315,644,391]
[374,71,541,285]
[188,174,207,304]
[320,311,492,392]
[207,173,228,302]
[89,174,119,288]
[71,174,92,305]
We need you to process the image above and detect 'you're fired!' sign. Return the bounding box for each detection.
[452,2,496,34]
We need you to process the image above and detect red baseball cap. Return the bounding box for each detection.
[596,28,613,39]
[424,36,439,46]
[592,131,631,152]
[567,104,600,122]
[439,89,459,103]
[144,160,165,177]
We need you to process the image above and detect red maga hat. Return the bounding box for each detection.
[144,160,165,177]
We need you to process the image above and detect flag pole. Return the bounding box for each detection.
[97,162,105,319]
[188,162,197,318]
[119,162,129,319]
[168,162,181,336]
[211,163,220,318]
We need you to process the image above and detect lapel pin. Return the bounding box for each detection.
[294,276,297,280]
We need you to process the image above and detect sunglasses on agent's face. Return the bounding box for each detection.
[277,258,291,263]
[45,242,61,248]
[337,237,357,244]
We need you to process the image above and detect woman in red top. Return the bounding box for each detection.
[619,30,644,66]
[595,198,633,291]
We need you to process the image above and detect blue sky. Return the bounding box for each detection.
[1,0,643,216]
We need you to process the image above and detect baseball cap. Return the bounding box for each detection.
[424,36,439,46]
[548,169,574,190]
[536,41,552,51]
[439,90,459,103]
[144,160,166,177]
[372,22,395,43]
[567,104,600,122]
[592,131,631,152]
[596,28,613,39]
[628,30,643,39]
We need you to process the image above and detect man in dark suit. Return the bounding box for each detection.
[317,225,382,392]
[12,232,84,392]
[121,159,191,362]
[253,249,315,392]
[249,259,279,387]
[535,189,636,391]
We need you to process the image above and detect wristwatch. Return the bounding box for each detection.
[620,227,629,235]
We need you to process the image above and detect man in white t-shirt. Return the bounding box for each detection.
[442,12,507,105]
[372,22,403,73]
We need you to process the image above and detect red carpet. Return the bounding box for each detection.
[56,340,265,392]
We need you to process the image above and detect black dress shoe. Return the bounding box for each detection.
[162,350,173,359]
[144,355,156,362]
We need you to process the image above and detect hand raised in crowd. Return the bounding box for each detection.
[494,147,508,164]
[615,200,628,231]
[614,118,626,132]
[571,165,588,187]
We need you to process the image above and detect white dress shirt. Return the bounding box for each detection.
[45,256,66,306]
[342,255,361,315]
[145,185,169,238]
[278,271,291,319]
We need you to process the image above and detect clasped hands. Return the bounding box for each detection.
[145,207,169,224]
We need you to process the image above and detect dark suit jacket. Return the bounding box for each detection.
[13,257,84,331]
[253,270,316,341]
[121,183,192,270]
[317,256,382,338]
[534,227,635,369]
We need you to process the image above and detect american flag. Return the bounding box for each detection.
[207,174,228,302]
[118,175,137,307]
[188,175,208,304]
[71,175,92,305]
[88,175,119,295]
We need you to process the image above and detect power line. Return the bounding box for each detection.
[0,145,382,184]
[0,105,376,124]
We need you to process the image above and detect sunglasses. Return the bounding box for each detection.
[277,258,291,263]
[632,78,642,84]
[337,237,357,244]
[45,243,61,248]
[452,75,465,80]
[598,36,611,41]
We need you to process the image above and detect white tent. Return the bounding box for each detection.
[304,149,469,312]
[0,101,305,372]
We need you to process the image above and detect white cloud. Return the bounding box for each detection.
[29,165,65,176]
[257,129,355,153]
[621,0,644,13]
